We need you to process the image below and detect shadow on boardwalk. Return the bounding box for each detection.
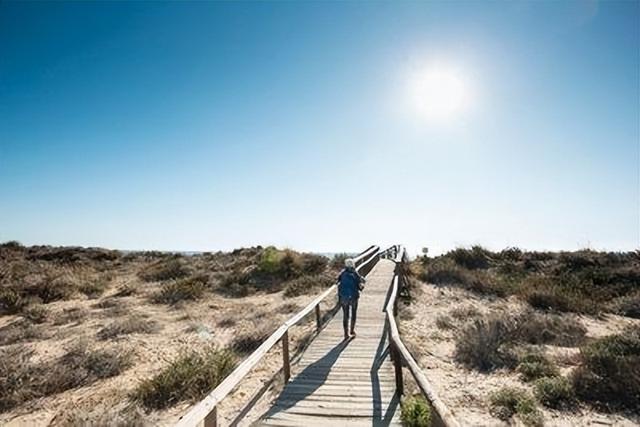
[262,339,350,418]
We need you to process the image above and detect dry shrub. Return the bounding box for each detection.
[278,302,300,314]
[78,276,111,299]
[138,258,189,282]
[0,319,44,345]
[610,292,640,319]
[283,274,333,297]
[230,323,275,355]
[132,346,236,410]
[98,315,159,340]
[454,315,517,371]
[571,325,640,411]
[449,246,491,269]
[55,403,146,427]
[450,305,480,320]
[515,310,586,346]
[0,288,27,314]
[0,342,133,412]
[54,306,89,325]
[22,304,48,323]
[435,315,456,330]
[153,275,208,304]
[36,275,78,303]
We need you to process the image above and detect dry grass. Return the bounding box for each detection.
[97,315,160,340]
[132,346,236,410]
[0,341,133,413]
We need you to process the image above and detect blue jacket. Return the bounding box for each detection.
[338,268,364,300]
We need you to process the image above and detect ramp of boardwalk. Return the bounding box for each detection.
[176,245,460,427]
[258,259,400,426]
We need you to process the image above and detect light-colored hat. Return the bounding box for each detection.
[345,258,355,269]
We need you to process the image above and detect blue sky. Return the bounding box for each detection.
[1,1,638,254]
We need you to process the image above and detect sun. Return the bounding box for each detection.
[407,64,470,122]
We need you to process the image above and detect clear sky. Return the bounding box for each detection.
[1,1,638,255]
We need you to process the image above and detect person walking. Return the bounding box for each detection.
[337,258,365,340]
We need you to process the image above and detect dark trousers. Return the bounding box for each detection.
[341,297,358,334]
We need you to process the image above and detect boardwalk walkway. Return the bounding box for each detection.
[258,259,401,426]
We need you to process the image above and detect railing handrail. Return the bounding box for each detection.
[175,245,380,427]
[384,246,460,427]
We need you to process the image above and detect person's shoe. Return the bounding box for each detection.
[343,331,349,340]
[350,330,356,338]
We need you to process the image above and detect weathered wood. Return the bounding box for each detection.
[282,330,290,383]
[203,407,216,427]
[385,255,461,427]
[314,305,321,330]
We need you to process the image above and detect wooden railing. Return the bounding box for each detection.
[384,245,461,427]
[175,245,381,427]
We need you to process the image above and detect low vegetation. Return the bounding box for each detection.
[534,376,575,409]
[400,395,432,427]
[97,315,160,340]
[418,246,639,315]
[571,324,640,410]
[153,275,208,304]
[0,341,133,412]
[132,346,236,410]
[489,387,543,427]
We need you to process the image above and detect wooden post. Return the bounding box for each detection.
[391,342,404,396]
[315,305,321,331]
[203,407,217,427]
[282,330,290,383]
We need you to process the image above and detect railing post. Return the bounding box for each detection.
[315,305,321,331]
[388,325,404,396]
[203,407,217,427]
[282,330,290,383]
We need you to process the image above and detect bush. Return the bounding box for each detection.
[454,315,517,371]
[154,275,208,304]
[98,315,159,340]
[517,352,559,382]
[0,319,44,345]
[22,304,48,323]
[0,342,133,412]
[138,258,189,282]
[534,376,575,409]
[489,387,542,427]
[610,293,640,319]
[449,246,491,269]
[230,326,272,355]
[435,315,456,330]
[401,395,431,427]
[132,346,236,409]
[283,274,333,297]
[515,311,586,346]
[53,306,89,325]
[0,288,27,314]
[78,277,110,298]
[571,325,640,410]
[36,275,77,303]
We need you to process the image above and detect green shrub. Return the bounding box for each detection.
[138,258,189,282]
[132,346,236,409]
[401,395,431,427]
[571,325,640,410]
[454,315,517,371]
[489,387,542,426]
[154,275,208,304]
[610,293,640,319]
[517,352,559,382]
[534,376,575,409]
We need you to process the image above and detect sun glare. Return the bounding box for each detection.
[408,64,470,122]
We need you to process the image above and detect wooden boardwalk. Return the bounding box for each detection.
[258,259,401,426]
